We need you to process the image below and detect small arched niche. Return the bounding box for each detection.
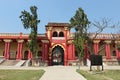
[52,31,58,37]
[59,31,64,37]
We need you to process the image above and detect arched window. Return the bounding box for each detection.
[59,32,64,37]
[52,31,58,37]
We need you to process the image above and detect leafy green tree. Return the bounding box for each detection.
[70,7,90,64]
[19,6,40,57]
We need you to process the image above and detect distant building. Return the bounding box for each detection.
[0,23,120,66]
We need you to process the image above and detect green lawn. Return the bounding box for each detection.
[0,70,45,80]
[77,69,120,80]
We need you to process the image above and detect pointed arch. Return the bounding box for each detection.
[52,44,65,51]
[52,45,64,65]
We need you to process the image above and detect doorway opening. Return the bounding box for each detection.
[52,45,64,65]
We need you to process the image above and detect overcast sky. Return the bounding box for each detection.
[0,0,120,34]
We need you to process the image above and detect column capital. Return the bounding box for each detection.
[64,26,69,30]
[17,40,24,43]
[93,40,100,43]
[67,40,73,44]
[27,40,31,42]
[115,40,120,44]
[46,26,53,31]
[41,40,49,43]
[4,39,12,42]
[104,40,111,44]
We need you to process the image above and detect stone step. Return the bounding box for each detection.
[0,60,20,66]
[15,60,26,67]
[103,59,120,66]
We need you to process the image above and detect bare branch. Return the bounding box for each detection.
[90,18,120,39]
[88,18,120,54]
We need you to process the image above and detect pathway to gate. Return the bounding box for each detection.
[39,66,87,80]
[0,65,120,80]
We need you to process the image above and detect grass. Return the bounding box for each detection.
[0,70,45,80]
[77,69,120,80]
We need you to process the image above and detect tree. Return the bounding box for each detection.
[19,6,40,57]
[88,18,120,55]
[70,7,90,64]
[88,18,120,70]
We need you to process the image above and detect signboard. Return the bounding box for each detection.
[90,54,103,71]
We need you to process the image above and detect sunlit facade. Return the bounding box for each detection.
[0,23,120,66]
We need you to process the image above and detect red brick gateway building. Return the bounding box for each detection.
[0,23,120,66]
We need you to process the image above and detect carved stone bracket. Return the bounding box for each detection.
[17,40,24,43]
[46,26,53,31]
[41,40,49,43]
[115,40,120,44]
[104,40,111,44]
[64,26,69,30]
[4,39,12,42]
[93,40,100,43]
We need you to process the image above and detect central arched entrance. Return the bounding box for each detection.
[52,45,64,65]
